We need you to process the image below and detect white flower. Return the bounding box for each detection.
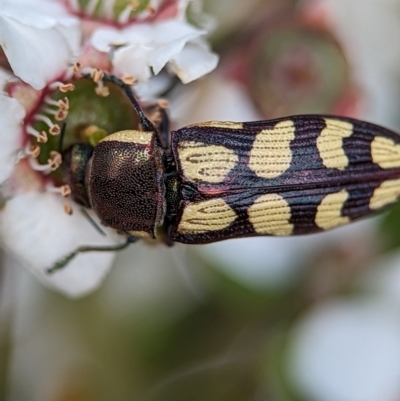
[0,70,124,298]
[0,0,81,90]
[288,300,400,401]
[91,19,219,83]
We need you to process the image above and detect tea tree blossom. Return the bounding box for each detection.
[0,68,126,297]
[0,0,218,297]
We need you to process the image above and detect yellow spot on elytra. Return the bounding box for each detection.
[178,199,237,234]
[317,119,353,170]
[370,179,400,210]
[178,142,238,184]
[248,120,295,179]
[315,190,349,230]
[187,121,244,129]
[100,130,153,145]
[371,136,400,169]
[248,194,293,236]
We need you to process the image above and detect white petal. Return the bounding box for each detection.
[0,66,17,91]
[1,0,78,29]
[91,20,207,75]
[168,42,219,83]
[113,44,152,83]
[151,20,205,44]
[0,95,24,183]
[149,21,206,73]
[0,192,123,297]
[90,28,129,53]
[0,1,81,89]
[134,74,174,101]
[288,300,400,401]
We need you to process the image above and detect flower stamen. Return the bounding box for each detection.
[38,131,48,143]
[59,83,75,93]
[157,99,170,109]
[45,97,69,111]
[28,157,52,173]
[73,62,82,74]
[46,184,72,198]
[48,151,62,171]
[91,69,105,83]
[119,1,140,24]
[61,185,72,197]
[34,114,60,136]
[26,125,48,143]
[122,75,137,85]
[147,5,156,14]
[29,145,41,158]
[64,202,73,215]
[95,81,110,97]
[85,0,100,14]
[55,109,68,122]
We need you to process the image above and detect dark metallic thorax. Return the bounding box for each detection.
[87,130,165,238]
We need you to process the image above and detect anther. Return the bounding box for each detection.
[48,151,62,171]
[95,85,110,97]
[122,75,137,85]
[26,125,47,142]
[37,131,48,143]
[59,83,75,93]
[130,0,140,10]
[61,185,72,197]
[59,97,69,110]
[118,1,140,24]
[147,5,156,13]
[50,124,61,135]
[91,69,105,83]
[55,109,68,122]
[73,62,82,74]
[157,99,170,109]
[64,203,73,215]
[29,145,41,158]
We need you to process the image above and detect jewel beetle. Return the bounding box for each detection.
[50,73,400,272]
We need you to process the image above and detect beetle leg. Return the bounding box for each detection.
[46,236,139,274]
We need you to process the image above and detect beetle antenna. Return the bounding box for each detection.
[46,237,139,274]
[58,122,67,153]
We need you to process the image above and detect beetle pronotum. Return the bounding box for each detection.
[50,73,400,272]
